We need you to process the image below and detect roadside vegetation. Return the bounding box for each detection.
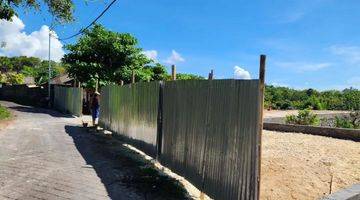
[285,109,320,126]
[0,104,11,120]
[286,109,360,129]
[334,110,360,129]
[265,85,359,110]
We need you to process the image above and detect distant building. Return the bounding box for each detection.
[24,76,35,86]
[50,74,74,85]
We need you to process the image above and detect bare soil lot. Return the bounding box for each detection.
[260,130,360,200]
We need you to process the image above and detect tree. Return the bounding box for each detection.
[264,85,359,111]
[0,55,64,85]
[31,61,64,85]
[4,72,24,84]
[0,0,74,23]
[63,24,164,87]
[0,56,41,73]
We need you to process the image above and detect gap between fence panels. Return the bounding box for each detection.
[97,128,213,200]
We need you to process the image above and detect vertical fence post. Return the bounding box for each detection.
[156,81,164,160]
[132,70,135,84]
[257,54,266,200]
[208,69,214,80]
[120,80,124,86]
[171,65,176,80]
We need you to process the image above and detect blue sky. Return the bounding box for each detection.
[1,0,360,90]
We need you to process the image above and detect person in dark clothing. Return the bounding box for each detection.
[91,91,100,126]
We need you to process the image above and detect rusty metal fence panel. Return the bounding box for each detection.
[54,86,83,116]
[99,82,160,157]
[160,80,261,200]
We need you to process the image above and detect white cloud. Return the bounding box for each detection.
[233,66,251,79]
[164,50,185,65]
[143,50,158,60]
[329,45,360,65]
[0,16,64,61]
[275,61,331,72]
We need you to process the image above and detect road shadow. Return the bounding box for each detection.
[8,105,74,118]
[64,125,190,200]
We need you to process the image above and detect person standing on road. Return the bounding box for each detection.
[91,91,100,127]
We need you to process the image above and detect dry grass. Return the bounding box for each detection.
[260,130,360,200]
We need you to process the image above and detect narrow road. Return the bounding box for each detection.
[0,101,143,200]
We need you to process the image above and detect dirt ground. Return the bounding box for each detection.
[260,130,360,200]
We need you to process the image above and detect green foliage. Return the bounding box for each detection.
[31,61,64,85]
[0,56,41,73]
[176,73,205,80]
[265,85,360,111]
[63,24,168,88]
[0,56,64,85]
[0,0,74,23]
[0,104,11,120]
[4,72,24,84]
[285,109,320,126]
[334,111,360,129]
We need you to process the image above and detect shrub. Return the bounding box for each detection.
[0,105,11,120]
[4,72,24,84]
[335,110,360,129]
[285,109,320,126]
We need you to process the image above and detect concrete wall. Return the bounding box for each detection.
[320,184,360,200]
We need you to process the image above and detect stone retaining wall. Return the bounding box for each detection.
[263,122,360,142]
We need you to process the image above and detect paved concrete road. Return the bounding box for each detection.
[0,101,142,200]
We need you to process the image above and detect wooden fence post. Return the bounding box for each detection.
[171,65,176,80]
[257,54,266,200]
[132,70,135,84]
[208,69,214,80]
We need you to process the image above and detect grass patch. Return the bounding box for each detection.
[0,105,11,120]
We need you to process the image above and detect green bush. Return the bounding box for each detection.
[335,111,360,129]
[0,105,11,120]
[285,109,320,126]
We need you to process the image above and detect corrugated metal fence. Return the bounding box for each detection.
[99,80,262,200]
[54,85,83,116]
[99,82,160,157]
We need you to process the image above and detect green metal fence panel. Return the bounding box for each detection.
[160,80,261,200]
[99,82,160,157]
[54,86,83,116]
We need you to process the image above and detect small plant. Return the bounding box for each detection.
[0,105,11,120]
[285,109,320,126]
[334,110,360,129]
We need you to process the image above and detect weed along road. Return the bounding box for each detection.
[0,101,188,200]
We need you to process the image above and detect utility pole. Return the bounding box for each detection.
[48,28,52,102]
